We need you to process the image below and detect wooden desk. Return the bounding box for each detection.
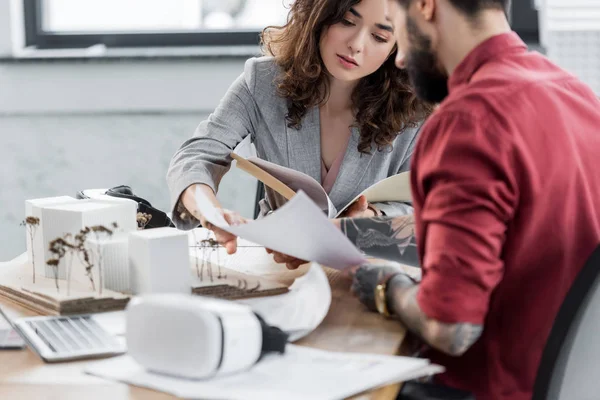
[0,266,406,400]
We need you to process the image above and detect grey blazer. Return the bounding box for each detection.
[167,56,420,230]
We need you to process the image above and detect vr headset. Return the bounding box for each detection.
[126,294,288,379]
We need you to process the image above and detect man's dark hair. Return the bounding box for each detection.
[448,0,510,16]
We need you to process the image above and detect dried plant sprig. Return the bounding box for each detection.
[73,227,96,292]
[90,225,114,296]
[74,224,116,296]
[198,237,226,280]
[45,222,118,296]
[21,216,40,284]
[191,230,201,279]
[47,237,75,292]
[136,213,152,229]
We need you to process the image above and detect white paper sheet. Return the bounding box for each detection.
[238,263,331,342]
[196,188,366,270]
[86,344,444,400]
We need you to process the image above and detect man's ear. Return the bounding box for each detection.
[415,0,436,22]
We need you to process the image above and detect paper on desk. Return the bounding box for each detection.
[86,344,444,400]
[237,263,330,342]
[196,188,366,270]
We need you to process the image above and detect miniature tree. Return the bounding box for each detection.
[21,216,40,284]
[195,235,226,282]
[136,212,152,229]
[46,222,118,296]
[73,223,117,296]
[90,223,117,296]
[191,229,202,279]
[47,237,72,292]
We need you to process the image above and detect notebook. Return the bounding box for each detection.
[231,153,412,218]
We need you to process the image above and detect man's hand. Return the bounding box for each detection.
[339,195,377,218]
[181,184,245,254]
[351,264,409,311]
[353,264,484,357]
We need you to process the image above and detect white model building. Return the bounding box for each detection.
[129,227,191,295]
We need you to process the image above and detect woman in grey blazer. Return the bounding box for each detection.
[167,0,432,252]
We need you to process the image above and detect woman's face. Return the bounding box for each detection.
[320,0,396,83]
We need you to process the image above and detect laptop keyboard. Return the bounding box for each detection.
[15,315,125,362]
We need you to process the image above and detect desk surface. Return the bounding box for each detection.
[0,265,407,400]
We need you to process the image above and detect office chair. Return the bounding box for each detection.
[398,243,600,400]
[253,182,265,219]
[532,243,600,400]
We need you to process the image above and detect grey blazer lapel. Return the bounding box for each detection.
[328,126,375,207]
[285,107,322,184]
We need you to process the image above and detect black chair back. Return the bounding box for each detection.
[532,244,600,400]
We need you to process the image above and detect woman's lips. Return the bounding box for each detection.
[337,54,358,69]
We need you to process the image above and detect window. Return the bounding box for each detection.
[22,0,539,52]
[510,0,540,44]
[24,0,291,50]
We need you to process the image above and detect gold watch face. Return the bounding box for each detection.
[375,284,387,316]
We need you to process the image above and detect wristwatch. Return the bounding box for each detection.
[374,276,395,318]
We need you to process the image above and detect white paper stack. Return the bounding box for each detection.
[40,200,137,280]
[536,0,600,94]
[87,233,131,293]
[128,227,191,295]
[24,196,79,278]
[85,345,444,400]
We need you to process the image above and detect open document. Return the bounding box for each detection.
[232,154,412,217]
[86,344,443,400]
[196,188,366,270]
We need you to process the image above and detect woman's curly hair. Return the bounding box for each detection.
[262,0,434,154]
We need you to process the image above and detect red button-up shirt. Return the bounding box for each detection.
[411,32,600,400]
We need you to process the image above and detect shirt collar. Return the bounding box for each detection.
[448,32,527,92]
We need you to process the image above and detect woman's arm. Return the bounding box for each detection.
[340,215,419,266]
[167,63,260,230]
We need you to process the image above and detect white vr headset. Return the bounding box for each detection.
[126,294,288,379]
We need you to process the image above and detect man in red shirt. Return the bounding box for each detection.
[344,0,600,399]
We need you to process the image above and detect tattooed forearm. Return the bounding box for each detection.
[340,215,420,266]
[387,275,483,356]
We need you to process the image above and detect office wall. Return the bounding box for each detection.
[0,3,259,261]
[0,113,258,261]
[0,59,246,115]
[0,7,12,57]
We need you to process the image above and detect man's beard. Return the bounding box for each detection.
[404,16,449,103]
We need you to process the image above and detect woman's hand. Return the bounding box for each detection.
[265,248,309,270]
[338,195,378,218]
[181,184,245,254]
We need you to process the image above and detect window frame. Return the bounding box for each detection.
[23,0,263,50]
[22,0,539,51]
[509,0,540,45]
